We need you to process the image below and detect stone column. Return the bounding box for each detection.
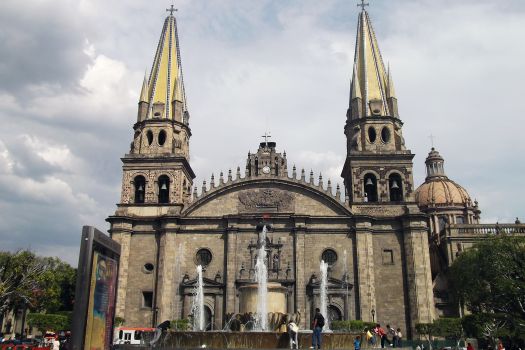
[111,224,132,319]
[403,213,435,336]
[224,225,239,315]
[293,221,307,329]
[157,232,177,322]
[354,218,376,322]
[214,294,223,329]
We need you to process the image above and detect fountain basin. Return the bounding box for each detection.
[238,282,287,314]
[116,331,362,349]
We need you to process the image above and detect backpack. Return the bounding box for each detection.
[316,313,325,328]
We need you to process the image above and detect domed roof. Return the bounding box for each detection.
[415,179,471,207]
[415,148,473,208]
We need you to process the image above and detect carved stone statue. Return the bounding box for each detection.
[351,125,362,151]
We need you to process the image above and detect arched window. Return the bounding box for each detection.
[134,175,146,204]
[158,175,170,204]
[363,173,378,202]
[389,173,403,202]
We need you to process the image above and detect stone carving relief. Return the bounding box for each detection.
[350,125,362,151]
[238,189,294,212]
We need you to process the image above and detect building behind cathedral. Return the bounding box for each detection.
[107,5,524,339]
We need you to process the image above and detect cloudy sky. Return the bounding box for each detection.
[0,0,523,265]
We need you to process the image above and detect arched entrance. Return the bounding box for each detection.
[328,305,342,323]
[204,305,213,330]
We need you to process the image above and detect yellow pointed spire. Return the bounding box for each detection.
[146,10,187,120]
[350,63,362,99]
[139,72,149,103]
[386,65,396,99]
[350,8,393,118]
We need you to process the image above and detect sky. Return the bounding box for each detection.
[0,0,524,265]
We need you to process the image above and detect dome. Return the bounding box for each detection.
[415,179,471,207]
[415,147,473,208]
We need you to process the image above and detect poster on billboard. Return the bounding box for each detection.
[71,226,121,350]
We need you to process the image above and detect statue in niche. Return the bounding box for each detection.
[272,254,280,272]
[351,125,362,151]
[394,123,406,150]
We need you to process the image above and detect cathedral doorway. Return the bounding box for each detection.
[328,305,342,323]
[204,305,213,330]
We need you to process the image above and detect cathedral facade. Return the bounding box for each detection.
[107,6,513,338]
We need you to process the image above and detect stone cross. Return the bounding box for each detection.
[261,131,272,144]
[357,0,369,11]
[166,4,177,16]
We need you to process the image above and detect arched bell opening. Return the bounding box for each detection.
[363,173,378,202]
[158,175,170,204]
[134,175,146,204]
[389,173,403,202]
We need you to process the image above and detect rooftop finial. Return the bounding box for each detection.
[429,134,436,149]
[166,4,177,16]
[261,131,272,144]
[357,0,369,11]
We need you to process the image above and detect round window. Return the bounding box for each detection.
[368,127,377,143]
[143,263,154,273]
[158,130,167,146]
[321,249,338,266]
[146,130,154,145]
[381,127,391,143]
[196,248,212,267]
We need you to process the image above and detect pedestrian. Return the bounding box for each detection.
[150,320,171,347]
[355,335,361,350]
[375,324,387,348]
[365,328,375,347]
[311,307,325,350]
[396,328,402,348]
[288,320,299,349]
[387,324,396,347]
[467,343,474,350]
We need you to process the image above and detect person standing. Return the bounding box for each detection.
[311,308,325,350]
[387,324,396,347]
[354,335,361,350]
[396,328,402,348]
[375,324,387,348]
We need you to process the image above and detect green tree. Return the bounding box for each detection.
[415,323,435,350]
[33,257,76,313]
[449,235,525,342]
[26,313,69,333]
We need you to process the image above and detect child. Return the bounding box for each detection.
[354,335,361,350]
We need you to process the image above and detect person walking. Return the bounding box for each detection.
[311,308,325,350]
[387,324,396,347]
[288,320,299,349]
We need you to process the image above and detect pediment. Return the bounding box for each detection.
[183,178,351,217]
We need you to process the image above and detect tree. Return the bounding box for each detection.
[433,318,463,348]
[0,251,47,315]
[26,313,69,334]
[33,257,76,313]
[449,235,525,342]
[415,323,435,350]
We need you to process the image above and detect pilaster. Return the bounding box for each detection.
[157,231,178,322]
[224,225,239,315]
[354,218,376,322]
[403,212,435,336]
[111,226,132,319]
[294,219,307,329]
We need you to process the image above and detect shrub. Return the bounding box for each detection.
[171,319,191,331]
[27,313,70,333]
[331,320,375,332]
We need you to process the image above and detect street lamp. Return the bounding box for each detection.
[371,308,375,322]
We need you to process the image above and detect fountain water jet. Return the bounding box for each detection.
[254,225,269,330]
[191,265,205,331]
[320,260,330,331]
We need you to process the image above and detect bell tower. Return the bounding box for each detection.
[341,6,415,204]
[118,8,195,213]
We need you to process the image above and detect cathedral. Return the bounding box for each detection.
[107,5,523,338]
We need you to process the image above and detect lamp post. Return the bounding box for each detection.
[371,308,375,323]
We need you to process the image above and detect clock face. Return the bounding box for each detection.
[262,166,271,174]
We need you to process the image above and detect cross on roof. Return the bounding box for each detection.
[357,0,369,11]
[166,4,177,16]
[261,131,272,144]
[429,134,435,148]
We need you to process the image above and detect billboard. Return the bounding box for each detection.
[71,226,121,350]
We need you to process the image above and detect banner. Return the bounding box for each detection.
[84,252,118,350]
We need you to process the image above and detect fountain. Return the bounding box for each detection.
[191,265,205,331]
[254,224,269,330]
[320,260,330,331]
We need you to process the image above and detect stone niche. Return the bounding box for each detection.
[238,282,287,314]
